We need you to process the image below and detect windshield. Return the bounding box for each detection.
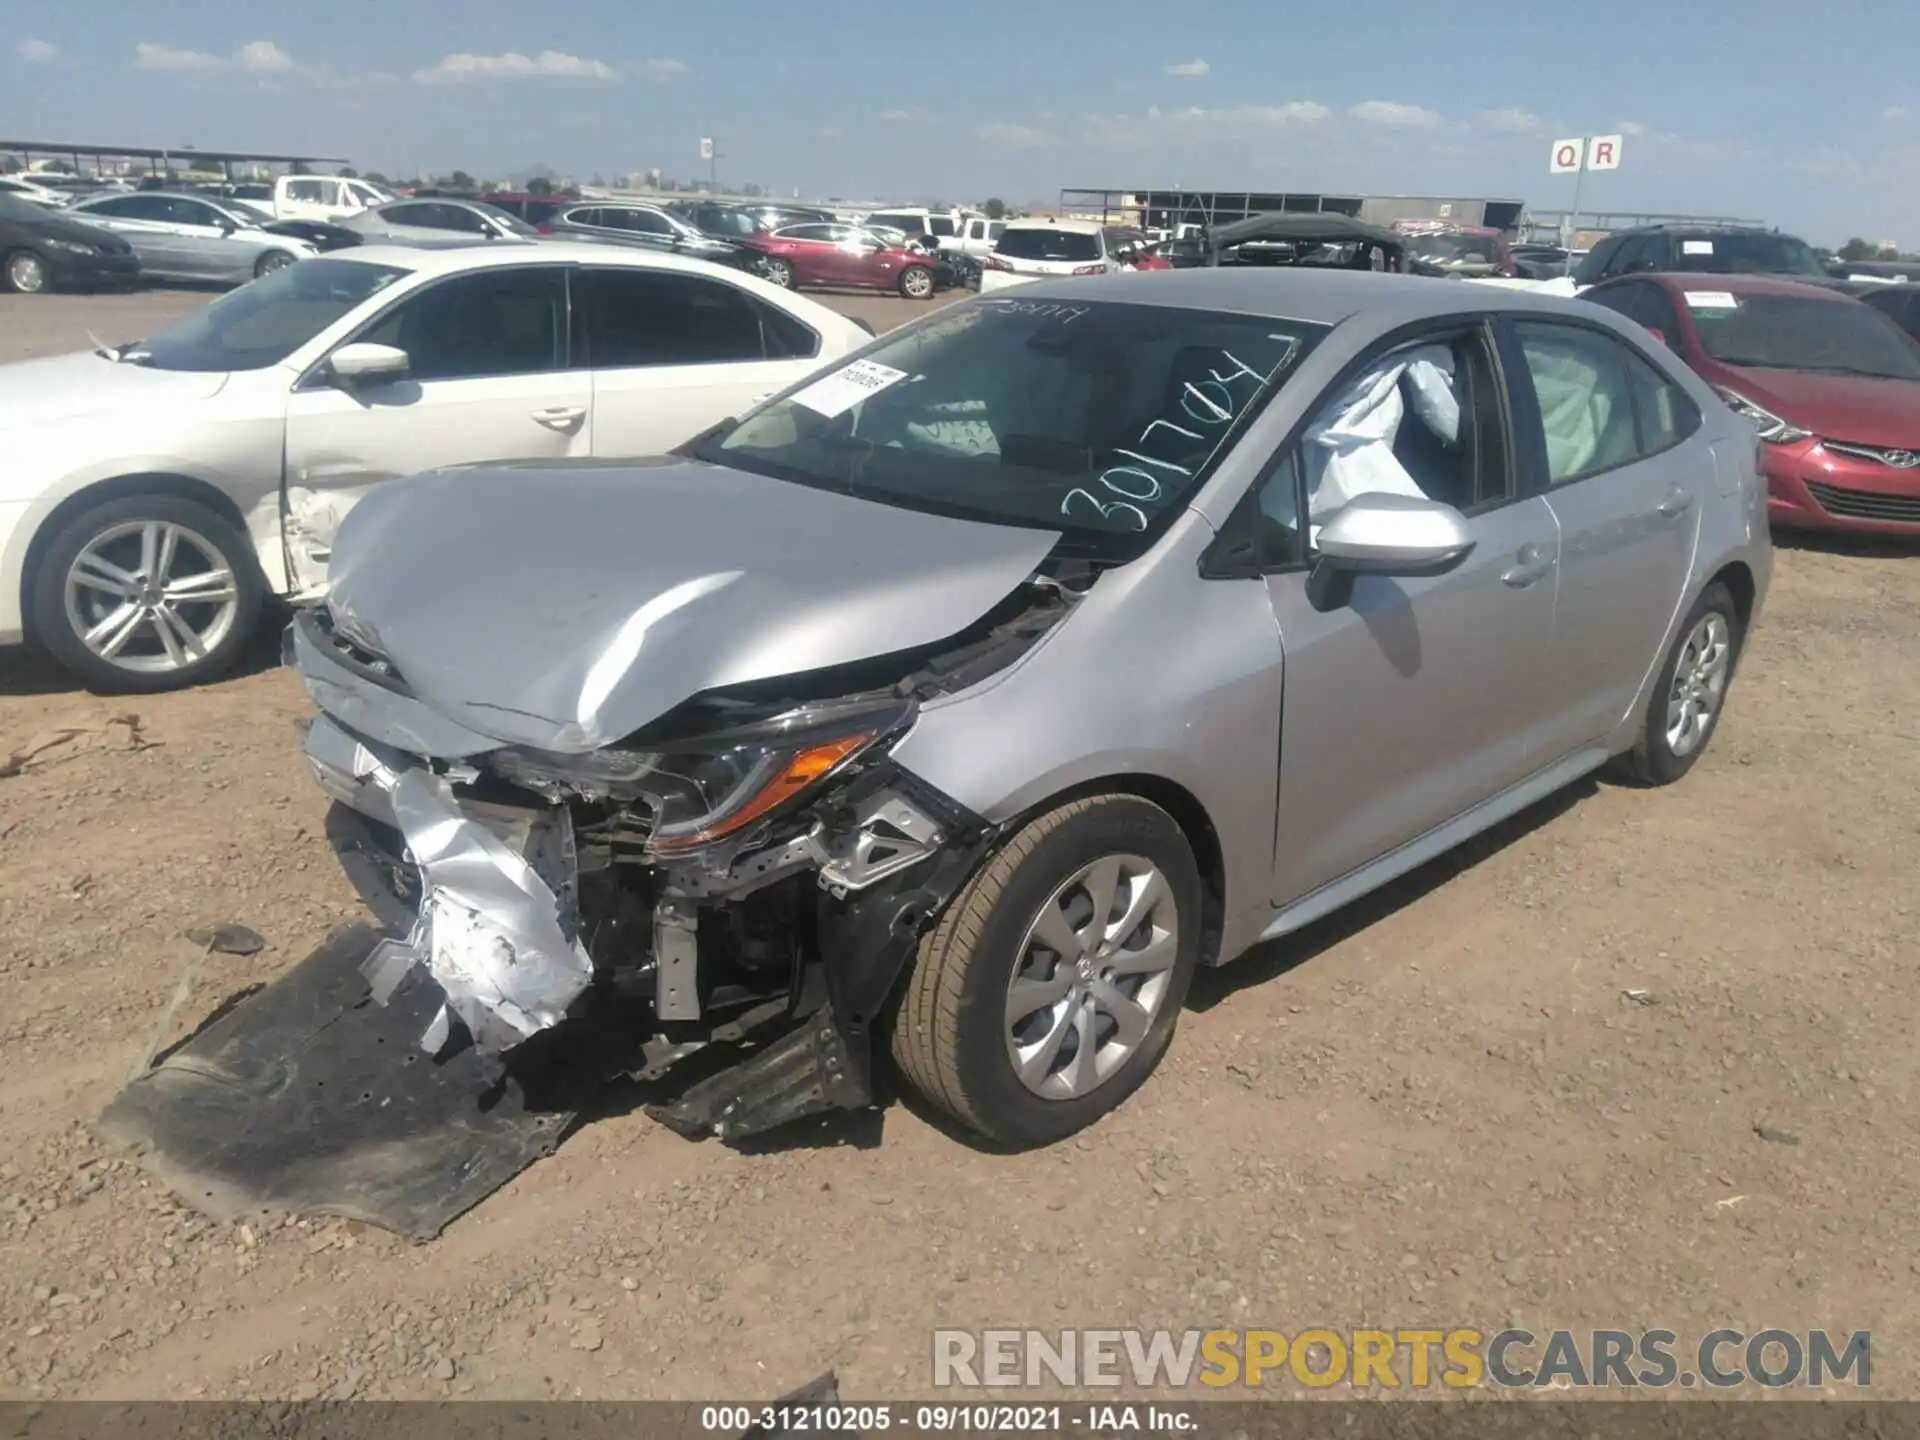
[471,202,540,237]
[995,229,1101,263]
[702,298,1327,559]
[1674,232,1825,277]
[121,258,410,372]
[1689,293,1920,380]
[694,208,758,237]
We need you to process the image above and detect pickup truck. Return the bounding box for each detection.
[270,174,395,224]
[956,214,1007,260]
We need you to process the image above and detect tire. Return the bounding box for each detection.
[898,264,935,300]
[254,250,296,279]
[1619,581,1743,786]
[890,795,1203,1148]
[762,257,795,289]
[4,248,50,295]
[29,492,265,694]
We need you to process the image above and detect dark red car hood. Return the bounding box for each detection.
[1709,364,1920,448]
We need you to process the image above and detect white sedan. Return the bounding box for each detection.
[0,242,871,691]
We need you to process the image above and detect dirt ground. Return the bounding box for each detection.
[1,287,1918,1405]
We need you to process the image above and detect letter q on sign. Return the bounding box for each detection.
[1549,138,1583,175]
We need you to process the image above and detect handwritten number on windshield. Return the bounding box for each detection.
[1060,348,1279,532]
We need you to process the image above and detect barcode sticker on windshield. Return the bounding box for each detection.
[790,359,909,418]
[1685,290,1739,309]
[1682,240,1715,255]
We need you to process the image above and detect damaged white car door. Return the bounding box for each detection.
[280,263,589,595]
[576,265,829,458]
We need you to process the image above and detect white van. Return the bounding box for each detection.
[272,174,394,223]
[978,218,1121,292]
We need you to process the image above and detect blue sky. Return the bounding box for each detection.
[7,0,1917,243]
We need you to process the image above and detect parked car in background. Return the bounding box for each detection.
[979,219,1123,292]
[0,243,869,692]
[259,218,364,253]
[67,191,313,284]
[0,175,73,208]
[342,198,541,246]
[540,201,761,271]
[1574,225,1830,289]
[1403,226,1511,278]
[268,268,1768,1162]
[481,192,571,229]
[1583,272,1920,534]
[273,174,394,224]
[1509,244,1572,279]
[1860,284,1920,344]
[671,201,834,241]
[741,223,943,297]
[0,194,140,293]
[861,207,964,252]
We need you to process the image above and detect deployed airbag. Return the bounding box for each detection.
[1303,344,1459,520]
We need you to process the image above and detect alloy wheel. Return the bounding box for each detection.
[764,260,794,288]
[256,250,295,277]
[902,267,934,298]
[7,251,48,294]
[1003,854,1180,1100]
[1665,611,1732,758]
[62,519,242,676]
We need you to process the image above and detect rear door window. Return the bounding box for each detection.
[580,268,816,366]
[1509,320,1667,483]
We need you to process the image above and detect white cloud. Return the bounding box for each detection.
[1349,99,1442,128]
[1163,59,1210,78]
[16,38,56,62]
[412,49,619,84]
[879,106,928,122]
[1885,104,1912,123]
[976,121,1049,148]
[135,41,226,72]
[1476,107,1541,133]
[237,40,294,72]
[1616,119,1647,136]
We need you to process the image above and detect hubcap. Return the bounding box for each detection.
[63,520,241,675]
[9,254,46,293]
[1003,854,1180,1100]
[767,262,792,287]
[258,252,293,275]
[1665,611,1732,757]
[905,269,932,297]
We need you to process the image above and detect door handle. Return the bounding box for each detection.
[530,405,586,430]
[1656,487,1694,518]
[1501,543,1555,588]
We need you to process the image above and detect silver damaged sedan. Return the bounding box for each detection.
[109,270,1771,1227]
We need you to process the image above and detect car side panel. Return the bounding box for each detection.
[890,515,1286,966]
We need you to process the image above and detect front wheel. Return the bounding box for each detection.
[898,264,935,300]
[890,795,1202,1148]
[29,493,265,693]
[4,248,50,294]
[254,249,297,278]
[1619,581,1743,785]
[761,257,795,288]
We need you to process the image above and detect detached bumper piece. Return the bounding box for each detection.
[647,1004,870,1141]
[97,923,592,1241]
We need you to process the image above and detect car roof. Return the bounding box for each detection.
[1632,272,1857,304]
[340,239,765,278]
[997,267,1630,325]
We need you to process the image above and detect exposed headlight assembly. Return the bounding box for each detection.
[1716,387,1811,445]
[487,696,915,854]
[43,238,96,256]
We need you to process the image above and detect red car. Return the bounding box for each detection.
[1583,272,1920,534]
[740,223,941,299]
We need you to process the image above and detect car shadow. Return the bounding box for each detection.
[0,610,287,699]
[1186,777,1595,1012]
[1772,529,1920,559]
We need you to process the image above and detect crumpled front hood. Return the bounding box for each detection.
[0,353,229,431]
[323,458,1061,754]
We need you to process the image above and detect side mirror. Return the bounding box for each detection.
[329,342,410,386]
[1305,493,1476,612]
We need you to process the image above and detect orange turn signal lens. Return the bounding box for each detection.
[646,733,872,854]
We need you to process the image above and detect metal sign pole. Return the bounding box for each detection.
[1559,135,1589,251]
